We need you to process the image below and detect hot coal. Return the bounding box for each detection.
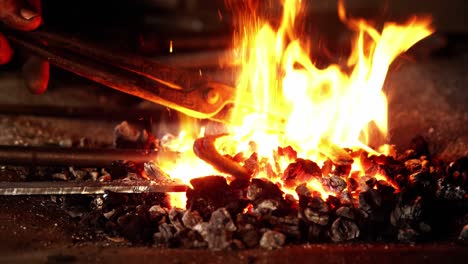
[186,176,247,220]
[282,158,321,188]
[44,134,468,249]
[329,217,360,242]
[259,230,286,249]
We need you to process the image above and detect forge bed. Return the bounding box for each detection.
[0,196,466,263]
[0,43,467,262]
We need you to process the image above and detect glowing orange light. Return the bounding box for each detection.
[159,0,433,207]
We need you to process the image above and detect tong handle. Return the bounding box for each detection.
[5,31,235,120]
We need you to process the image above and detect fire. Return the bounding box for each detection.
[160,0,433,208]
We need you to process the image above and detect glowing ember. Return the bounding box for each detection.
[160,0,433,208]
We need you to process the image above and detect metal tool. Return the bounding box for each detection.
[0,180,187,195]
[0,146,158,167]
[3,30,236,123]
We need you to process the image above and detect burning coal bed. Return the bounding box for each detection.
[45,121,468,250]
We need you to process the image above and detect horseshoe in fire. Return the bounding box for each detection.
[193,134,252,181]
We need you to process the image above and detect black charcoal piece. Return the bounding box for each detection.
[295,183,311,198]
[328,175,347,192]
[376,180,396,195]
[168,207,186,232]
[307,223,324,241]
[332,164,351,177]
[358,189,382,214]
[408,171,432,188]
[405,159,422,173]
[254,199,280,215]
[303,208,329,226]
[148,205,168,223]
[153,223,177,246]
[337,190,353,205]
[397,228,419,243]
[237,224,260,248]
[176,229,207,249]
[182,210,203,229]
[359,175,376,191]
[365,177,377,189]
[437,183,466,200]
[390,196,423,227]
[194,221,231,250]
[186,176,240,220]
[329,217,360,242]
[459,225,468,241]
[326,195,341,209]
[259,230,286,249]
[194,208,236,250]
[247,178,283,202]
[347,177,358,192]
[307,196,329,212]
[282,158,321,188]
[102,192,129,211]
[418,222,432,233]
[268,215,301,239]
[210,208,236,232]
[103,209,115,220]
[336,206,356,220]
[117,213,152,243]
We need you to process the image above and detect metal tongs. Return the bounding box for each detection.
[4,30,236,123]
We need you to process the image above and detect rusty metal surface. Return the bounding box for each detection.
[4,30,237,122]
[0,146,158,167]
[193,134,251,180]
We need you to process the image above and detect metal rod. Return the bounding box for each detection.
[0,146,158,167]
[0,180,187,195]
[0,104,163,121]
[4,30,235,121]
[193,134,251,181]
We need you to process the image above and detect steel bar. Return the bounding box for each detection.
[0,180,187,195]
[0,146,158,167]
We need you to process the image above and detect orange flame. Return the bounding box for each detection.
[160,0,433,207]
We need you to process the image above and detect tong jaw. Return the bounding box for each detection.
[4,30,237,123]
